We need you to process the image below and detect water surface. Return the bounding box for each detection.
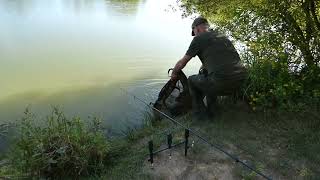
[0,0,201,130]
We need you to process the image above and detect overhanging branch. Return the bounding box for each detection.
[310,0,320,30]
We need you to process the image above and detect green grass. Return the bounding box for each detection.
[1,102,319,179]
[0,107,111,179]
[189,102,319,179]
[100,114,174,179]
[100,100,319,179]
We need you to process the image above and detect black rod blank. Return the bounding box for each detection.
[148,140,153,164]
[185,129,189,156]
[167,134,172,149]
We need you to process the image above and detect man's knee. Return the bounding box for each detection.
[188,75,197,84]
[188,74,206,87]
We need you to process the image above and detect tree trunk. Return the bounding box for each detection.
[282,11,316,68]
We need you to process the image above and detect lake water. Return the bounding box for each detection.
[0,0,201,131]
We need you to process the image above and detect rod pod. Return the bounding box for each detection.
[148,140,154,166]
[167,134,172,159]
[185,129,189,156]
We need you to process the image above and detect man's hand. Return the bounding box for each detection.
[199,68,208,76]
[171,55,192,81]
[170,72,179,81]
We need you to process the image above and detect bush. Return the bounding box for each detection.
[9,107,110,178]
[242,59,320,111]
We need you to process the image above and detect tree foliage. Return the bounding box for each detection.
[180,0,320,68]
[179,0,320,109]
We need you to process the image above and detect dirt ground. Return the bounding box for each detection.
[141,130,285,180]
[143,147,233,179]
[134,101,319,180]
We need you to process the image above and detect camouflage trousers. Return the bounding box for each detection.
[188,73,245,115]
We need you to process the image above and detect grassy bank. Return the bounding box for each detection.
[101,101,319,179]
[0,101,319,179]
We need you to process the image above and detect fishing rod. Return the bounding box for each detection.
[120,88,272,180]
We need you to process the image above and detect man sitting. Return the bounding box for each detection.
[170,17,247,119]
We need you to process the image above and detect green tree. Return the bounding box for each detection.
[179,0,320,109]
[179,0,320,69]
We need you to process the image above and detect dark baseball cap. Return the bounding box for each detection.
[191,17,209,36]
